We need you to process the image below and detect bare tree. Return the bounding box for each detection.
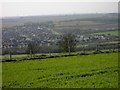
[9,50,12,60]
[58,33,77,54]
[26,41,38,58]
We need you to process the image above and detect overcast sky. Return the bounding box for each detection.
[1,2,118,17]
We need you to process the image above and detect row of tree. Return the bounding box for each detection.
[26,33,77,58]
[6,33,119,60]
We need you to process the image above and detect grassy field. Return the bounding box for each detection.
[2,52,118,88]
[92,31,118,36]
[0,62,2,89]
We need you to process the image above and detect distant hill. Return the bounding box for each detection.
[2,13,118,28]
[2,13,119,54]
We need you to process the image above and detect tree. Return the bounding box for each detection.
[26,41,38,58]
[9,50,12,60]
[58,33,77,54]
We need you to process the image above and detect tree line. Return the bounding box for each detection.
[26,33,77,58]
[4,33,119,60]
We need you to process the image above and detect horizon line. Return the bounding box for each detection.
[1,12,118,19]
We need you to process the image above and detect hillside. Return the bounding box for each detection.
[2,13,119,54]
[2,52,118,88]
[2,13,118,28]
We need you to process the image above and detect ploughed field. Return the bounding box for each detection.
[2,53,118,88]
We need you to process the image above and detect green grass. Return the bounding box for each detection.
[92,31,118,36]
[2,53,118,88]
[0,62,2,89]
[77,41,119,48]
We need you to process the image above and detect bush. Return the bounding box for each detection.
[118,50,120,52]
[61,54,75,57]
[93,50,104,54]
[79,53,89,55]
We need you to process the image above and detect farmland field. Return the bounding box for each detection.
[92,31,118,36]
[2,52,118,88]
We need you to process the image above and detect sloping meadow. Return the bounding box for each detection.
[2,52,118,88]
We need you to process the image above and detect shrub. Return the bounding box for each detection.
[93,50,104,54]
[79,53,89,55]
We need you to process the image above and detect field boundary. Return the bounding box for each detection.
[1,50,119,62]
